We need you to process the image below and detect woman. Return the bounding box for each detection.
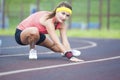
[15,1,83,62]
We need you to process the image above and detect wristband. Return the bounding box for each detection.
[64,51,73,59]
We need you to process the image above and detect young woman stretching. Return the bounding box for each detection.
[15,1,83,62]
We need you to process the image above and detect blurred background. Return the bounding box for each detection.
[0,0,120,38]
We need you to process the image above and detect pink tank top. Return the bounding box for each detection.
[17,11,61,34]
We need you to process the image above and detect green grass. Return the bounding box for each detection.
[0,28,15,36]
[0,28,120,39]
[67,29,120,39]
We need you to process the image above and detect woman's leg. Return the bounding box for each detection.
[20,27,40,49]
[38,36,63,53]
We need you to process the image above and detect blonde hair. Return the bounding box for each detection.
[47,1,72,19]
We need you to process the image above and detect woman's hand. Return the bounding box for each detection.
[64,51,84,62]
[69,57,84,62]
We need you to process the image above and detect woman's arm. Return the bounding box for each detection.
[59,23,71,50]
[44,19,67,53]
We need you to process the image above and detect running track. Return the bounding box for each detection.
[0,36,120,80]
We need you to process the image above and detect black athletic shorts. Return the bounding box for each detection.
[15,28,46,45]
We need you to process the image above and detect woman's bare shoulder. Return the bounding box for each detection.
[39,12,51,24]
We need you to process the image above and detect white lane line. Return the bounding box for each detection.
[0,51,54,57]
[0,45,28,49]
[73,40,97,50]
[0,56,120,76]
[0,40,97,57]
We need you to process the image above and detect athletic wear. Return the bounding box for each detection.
[15,29,25,45]
[17,11,61,34]
[15,29,46,45]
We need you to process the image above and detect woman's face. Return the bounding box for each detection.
[55,11,70,23]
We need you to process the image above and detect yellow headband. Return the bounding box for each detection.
[56,7,72,15]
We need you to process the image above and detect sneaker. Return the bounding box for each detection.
[71,50,81,56]
[29,49,37,59]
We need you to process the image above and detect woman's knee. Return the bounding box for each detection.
[29,27,39,37]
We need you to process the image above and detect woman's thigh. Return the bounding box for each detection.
[20,27,39,44]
